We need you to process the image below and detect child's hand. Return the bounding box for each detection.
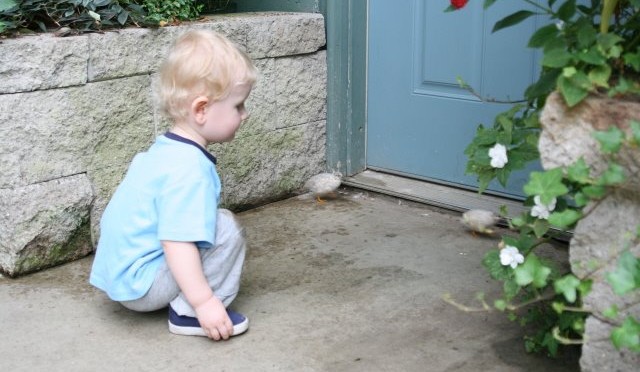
[194,296,233,340]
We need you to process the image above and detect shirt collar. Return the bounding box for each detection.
[164,132,217,165]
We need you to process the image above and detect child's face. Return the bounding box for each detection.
[201,82,252,144]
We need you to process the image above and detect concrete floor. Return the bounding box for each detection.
[0,187,580,371]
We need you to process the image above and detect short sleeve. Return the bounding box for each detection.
[156,173,218,248]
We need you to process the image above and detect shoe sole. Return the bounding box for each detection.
[168,318,249,337]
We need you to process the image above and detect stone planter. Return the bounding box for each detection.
[539,92,640,371]
[0,13,327,277]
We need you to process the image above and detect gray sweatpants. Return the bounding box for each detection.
[120,209,246,317]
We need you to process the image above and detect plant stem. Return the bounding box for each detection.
[521,0,553,15]
[552,326,585,345]
[601,0,620,34]
[442,293,493,312]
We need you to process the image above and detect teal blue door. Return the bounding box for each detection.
[367,0,542,198]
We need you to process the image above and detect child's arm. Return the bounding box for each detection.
[162,241,233,340]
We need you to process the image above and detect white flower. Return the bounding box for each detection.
[488,143,508,168]
[555,20,565,30]
[500,246,525,269]
[530,195,557,220]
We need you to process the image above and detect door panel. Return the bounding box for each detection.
[367,0,542,198]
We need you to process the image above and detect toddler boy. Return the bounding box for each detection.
[90,29,257,341]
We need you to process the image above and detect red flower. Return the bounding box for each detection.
[451,0,468,9]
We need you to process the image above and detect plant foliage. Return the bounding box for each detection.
[448,0,640,357]
[0,0,213,36]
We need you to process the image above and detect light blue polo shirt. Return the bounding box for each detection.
[90,133,221,301]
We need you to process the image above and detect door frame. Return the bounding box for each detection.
[325,0,367,176]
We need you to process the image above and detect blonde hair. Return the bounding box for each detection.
[156,30,257,122]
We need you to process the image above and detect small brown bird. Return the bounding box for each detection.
[461,209,499,235]
[304,172,342,203]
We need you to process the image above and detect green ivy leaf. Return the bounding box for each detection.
[511,216,526,227]
[499,205,509,218]
[542,330,559,356]
[593,126,625,153]
[523,168,569,204]
[548,209,582,228]
[611,317,640,352]
[504,232,537,254]
[467,126,502,147]
[503,279,521,300]
[558,73,590,107]
[582,185,607,199]
[578,278,592,297]
[624,51,640,72]
[552,301,566,314]
[553,274,581,303]
[607,250,640,295]
[532,218,549,238]
[597,163,626,186]
[566,158,590,183]
[603,305,618,319]
[483,250,512,281]
[573,192,589,207]
[515,254,551,288]
[588,65,611,88]
[496,167,510,187]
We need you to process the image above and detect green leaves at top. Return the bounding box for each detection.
[515,253,552,288]
[523,168,568,204]
[492,10,538,33]
[0,0,16,12]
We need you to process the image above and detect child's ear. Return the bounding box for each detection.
[191,96,209,125]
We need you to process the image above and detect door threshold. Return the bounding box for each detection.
[342,170,528,217]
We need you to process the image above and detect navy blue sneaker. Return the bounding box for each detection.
[168,305,249,337]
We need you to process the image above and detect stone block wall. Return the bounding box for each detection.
[540,92,640,371]
[0,13,327,277]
